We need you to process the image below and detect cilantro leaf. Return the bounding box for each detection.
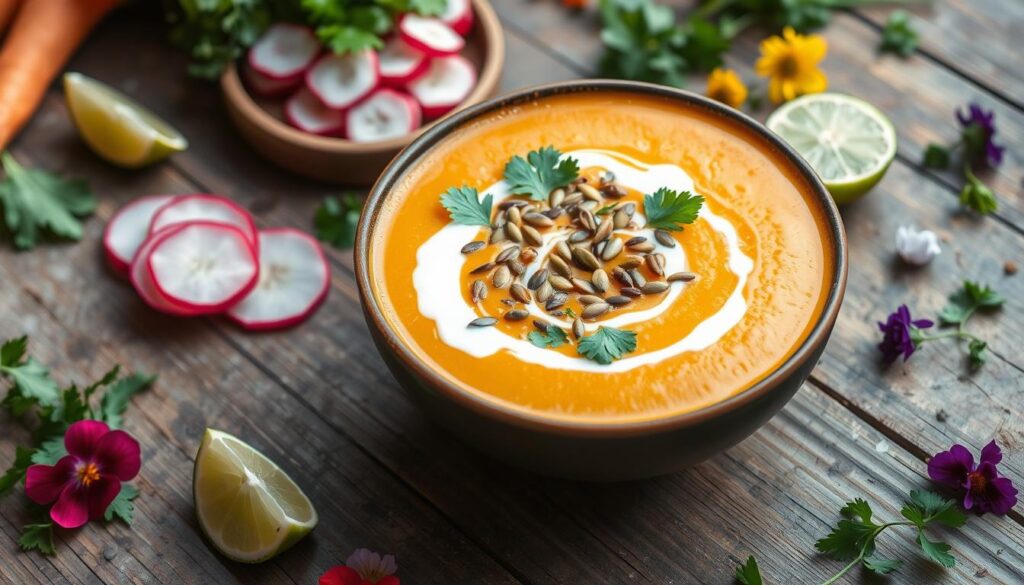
[968,339,987,370]
[815,517,878,561]
[0,446,35,495]
[577,327,637,365]
[408,0,446,15]
[922,144,951,169]
[841,498,874,524]
[503,146,579,201]
[105,484,140,524]
[939,281,1004,325]
[643,188,704,231]
[83,366,121,404]
[907,490,967,528]
[879,10,918,57]
[0,153,95,250]
[100,373,156,429]
[959,166,998,214]
[527,327,569,349]
[599,0,688,87]
[33,385,90,441]
[441,186,493,227]
[863,555,902,574]
[316,194,363,249]
[1,336,60,414]
[679,17,730,72]
[917,532,956,568]
[317,25,384,53]
[18,523,55,555]
[734,556,763,585]
[30,437,67,466]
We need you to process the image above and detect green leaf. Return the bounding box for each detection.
[317,24,384,53]
[902,490,966,529]
[643,187,704,231]
[1,337,60,414]
[577,327,637,365]
[527,327,569,349]
[840,498,874,524]
[815,518,877,561]
[679,17,730,72]
[30,437,67,466]
[879,10,918,57]
[917,532,956,568]
[0,446,35,495]
[82,366,121,404]
[968,339,987,370]
[441,186,493,227]
[105,484,140,524]
[100,373,156,429]
[864,555,902,574]
[315,194,363,249]
[0,153,95,250]
[963,281,1005,309]
[18,523,55,555]
[503,146,579,201]
[940,281,1004,325]
[959,166,998,215]
[922,144,951,169]
[598,0,690,87]
[409,0,446,15]
[734,555,763,585]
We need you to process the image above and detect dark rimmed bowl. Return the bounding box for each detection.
[355,80,848,481]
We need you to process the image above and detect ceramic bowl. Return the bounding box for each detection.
[220,0,505,185]
[355,80,848,481]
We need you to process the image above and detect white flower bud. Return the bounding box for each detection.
[896,225,941,266]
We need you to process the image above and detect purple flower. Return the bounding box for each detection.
[877,304,933,364]
[928,441,1018,515]
[957,103,1005,168]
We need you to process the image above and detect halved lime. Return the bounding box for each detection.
[193,429,317,563]
[63,72,188,168]
[766,93,897,204]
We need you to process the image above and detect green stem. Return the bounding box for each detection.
[917,330,982,343]
[692,0,739,20]
[819,522,913,585]
[722,13,757,38]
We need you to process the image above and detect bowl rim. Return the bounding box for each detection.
[356,79,849,437]
[218,0,505,154]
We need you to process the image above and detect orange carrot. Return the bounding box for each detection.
[0,0,20,35]
[0,0,118,150]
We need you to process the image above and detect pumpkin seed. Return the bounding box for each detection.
[522,225,544,247]
[508,260,525,276]
[621,287,642,298]
[654,229,676,248]
[492,265,511,288]
[628,269,646,288]
[554,240,572,262]
[549,275,574,291]
[619,255,643,269]
[592,269,610,292]
[572,247,601,271]
[510,283,531,303]
[549,255,572,278]
[545,292,568,310]
[505,309,529,321]
[504,222,523,243]
[646,253,666,276]
[471,280,487,303]
[600,238,623,261]
[593,217,613,242]
[578,295,604,305]
[581,303,610,319]
[549,188,565,208]
[506,206,521,226]
[571,278,596,294]
[667,271,697,282]
[568,230,590,243]
[527,269,549,290]
[612,266,633,287]
[461,241,485,254]
[579,183,603,202]
[496,246,520,263]
[471,262,495,274]
[523,212,554,228]
[606,295,631,306]
[489,229,506,244]
[468,317,497,327]
[613,209,630,229]
[642,281,669,294]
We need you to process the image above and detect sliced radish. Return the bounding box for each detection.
[305,51,379,110]
[345,89,422,142]
[378,36,429,87]
[104,195,176,276]
[130,224,204,317]
[242,62,300,97]
[398,15,464,56]
[149,194,258,250]
[247,24,320,81]
[148,222,259,314]
[408,55,476,118]
[285,88,346,136]
[227,228,330,330]
[441,0,474,36]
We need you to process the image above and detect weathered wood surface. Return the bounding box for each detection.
[2,2,1023,584]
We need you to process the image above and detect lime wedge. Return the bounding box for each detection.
[63,72,188,168]
[193,429,317,563]
[766,93,897,204]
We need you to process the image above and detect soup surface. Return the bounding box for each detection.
[369,91,834,423]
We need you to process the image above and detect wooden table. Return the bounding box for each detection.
[1,1,1021,583]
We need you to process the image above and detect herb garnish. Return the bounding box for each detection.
[315,194,363,249]
[503,146,579,201]
[528,327,569,349]
[644,187,704,231]
[922,102,1003,215]
[577,326,637,364]
[879,10,918,57]
[441,186,493,227]
[0,153,95,250]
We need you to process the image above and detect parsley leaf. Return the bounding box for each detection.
[30,437,67,466]
[441,186,493,227]
[100,373,157,429]
[18,523,55,555]
[959,166,998,214]
[879,10,918,57]
[1,336,59,415]
[503,147,579,201]
[922,144,951,169]
[577,327,637,365]
[317,24,384,53]
[527,327,569,349]
[863,555,902,574]
[643,188,704,231]
[105,484,141,524]
[968,339,987,370]
[815,499,879,561]
[939,281,1004,325]
[0,153,95,250]
[0,446,35,495]
[918,533,956,568]
[734,556,763,585]
[316,194,363,249]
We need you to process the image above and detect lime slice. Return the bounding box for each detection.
[63,72,188,168]
[193,429,317,563]
[766,93,897,204]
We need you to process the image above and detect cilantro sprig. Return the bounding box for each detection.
[315,194,363,249]
[503,146,579,201]
[577,326,637,365]
[441,186,493,227]
[643,187,704,231]
[933,280,1004,369]
[528,327,569,349]
[0,153,95,250]
[879,10,919,57]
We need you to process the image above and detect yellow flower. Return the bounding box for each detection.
[755,27,828,104]
[705,68,748,109]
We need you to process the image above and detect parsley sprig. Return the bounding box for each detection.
[315,194,363,249]
[577,326,637,365]
[441,186,493,227]
[928,280,1004,369]
[643,187,704,231]
[0,153,95,250]
[879,10,919,57]
[503,146,579,201]
[528,327,569,349]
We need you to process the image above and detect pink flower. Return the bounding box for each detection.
[320,549,400,585]
[24,420,141,529]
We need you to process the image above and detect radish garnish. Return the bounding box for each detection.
[248,24,320,81]
[227,228,330,331]
[104,195,176,276]
[149,194,258,250]
[378,36,429,87]
[346,89,422,142]
[398,15,464,56]
[408,55,476,118]
[440,0,474,36]
[305,51,379,110]
[148,222,259,314]
[130,224,204,317]
[285,88,345,136]
[243,63,300,97]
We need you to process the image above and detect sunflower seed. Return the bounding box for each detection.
[572,247,601,271]
[533,320,549,332]
[544,207,564,220]
[572,318,585,339]
[606,295,631,306]
[579,295,604,305]
[601,183,627,198]
[562,192,583,206]
[625,236,646,246]
[549,188,565,208]
[568,230,590,243]
[499,199,527,210]
[504,222,523,243]
[506,206,521,226]
[522,225,544,247]
[579,200,598,212]
[630,241,655,253]
[461,241,486,254]
[593,217,613,242]
[496,246,520,263]
[492,265,511,288]
[579,183,603,202]
[489,229,506,244]
[471,280,487,303]
[623,202,636,214]
[578,209,597,232]
[642,281,669,294]
[612,266,633,287]
[468,317,497,327]
[505,309,529,321]
[549,255,572,278]
[549,275,574,291]
[508,260,525,276]
[510,283,532,303]
[572,278,596,294]
[523,212,554,228]
[667,271,697,282]
[471,262,495,274]
[612,209,630,229]
[597,169,616,184]
[545,292,568,310]
[619,255,643,269]
[628,268,647,288]
[554,240,572,262]
[621,287,642,297]
[654,229,676,248]
[593,240,606,258]
[646,253,666,276]
[600,238,623,261]
[536,281,554,302]
[527,269,549,290]
[581,303,610,319]
[520,247,538,264]
[592,269,610,292]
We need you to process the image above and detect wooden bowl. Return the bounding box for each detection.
[220,0,505,185]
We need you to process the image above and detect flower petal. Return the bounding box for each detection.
[94,429,142,481]
[88,475,122,521]
[928,444,975,487]
[319,566,362,585]
[985,476,1019,516]
[24,456,76,505]
[378,577,400,585]
[50,483,91,529]
[980,440,1003,466]
[64,420,110,459]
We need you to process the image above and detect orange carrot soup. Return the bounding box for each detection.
[369,91,834,424]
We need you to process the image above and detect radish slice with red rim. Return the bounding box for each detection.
[399,15,464,56]
[408,55,476,118]
[104,195,176,276]
[345,89,422,142]
[149,194,258,250]
[227,228,330,330]
[243,63,300,97]
[247,24,320,81]
[441,0,474,36]
[378,36,429,86]
[130,224,205,317]
[285,88,345,136]
[305,51,379,110]
[148,222,259,314]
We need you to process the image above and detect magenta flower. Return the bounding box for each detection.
[24,420,141,529]
[928,441,1018,515]
[320,549,400,585]
[877,304,933,364]
[957,103,1005,168]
